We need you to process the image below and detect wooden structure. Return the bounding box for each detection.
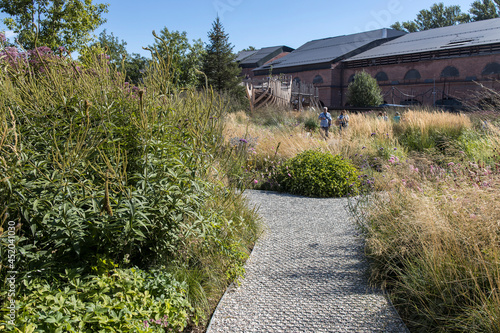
[245,75,320,112]
[291,80,321,111]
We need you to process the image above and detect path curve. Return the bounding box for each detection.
[207,190,408,333]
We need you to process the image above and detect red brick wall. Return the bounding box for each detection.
[252,53,500,108]
[342,54,500,107]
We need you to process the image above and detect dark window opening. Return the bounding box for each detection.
[441,66,459,78]
[313,75,324,84]
[404,69,421,80]
[375,71,389,82]
[482,62,500,75]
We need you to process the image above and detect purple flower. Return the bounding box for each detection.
[253,179,258,184]
[371,133,376,136]
[239,138,248,144]
[288,173,292,177]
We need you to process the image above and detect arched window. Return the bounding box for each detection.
[441,66,459,78]
[404,69,421,80]
[293,77,301,84]
[347,74,355,83]
[313,75,324,84]
[375,71,389,82]
[482,62,500,75]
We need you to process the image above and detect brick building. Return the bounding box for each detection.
[343,18,500,109]
[251,18,500,109]
[252,29,405,107]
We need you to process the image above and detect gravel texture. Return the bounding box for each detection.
[206,190,409,333]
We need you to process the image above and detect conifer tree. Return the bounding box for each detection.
[201,16,241,93]
[347,72,383,107]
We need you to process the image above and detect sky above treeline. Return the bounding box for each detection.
[0,0,482,57]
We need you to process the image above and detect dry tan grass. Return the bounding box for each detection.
[399,109,473,133]
[227,107,500,330]
[223,111,403,161]
[364,155,500,330]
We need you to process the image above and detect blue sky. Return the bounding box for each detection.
[1,0,479,57]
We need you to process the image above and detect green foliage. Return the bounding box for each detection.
[347,72,383,107]
[0,40,259,330]
[89,29,128,65]
[123,53,148,85]
[391,3,470,32]
[398,124,467,153]
[84,30,149,85]
[0,0,109,52]
[273,150,360,198]
[304,116,319,132]
[392,1,500,32]
[470,0,500,20]
[2,268,192,332]
[148,27,205,88]
[201,16,241,94]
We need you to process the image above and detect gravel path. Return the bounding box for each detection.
[207,190,409,333]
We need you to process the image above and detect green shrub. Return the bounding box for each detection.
[346,71,383,107]
[273,150,360,197]
[304,117,319,132]
[3,268,192,332]
[0,38,260,331]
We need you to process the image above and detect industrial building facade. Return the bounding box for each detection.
[241,18,500,109]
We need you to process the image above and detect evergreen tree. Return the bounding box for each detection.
[347,72,383,107]
[201,16,241,93]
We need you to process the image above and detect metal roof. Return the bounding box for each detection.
[236,50,258,62]
[238,46,294,68]
[255,28,406,70]
[346,18,500,61]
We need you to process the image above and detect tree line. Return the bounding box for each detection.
[0,1,241,98]
[391,0,500,32]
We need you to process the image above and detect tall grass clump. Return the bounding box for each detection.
[352,150,500,332]
[396,109,472,153]
[0,36,259,332]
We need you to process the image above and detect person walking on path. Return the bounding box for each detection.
[338,110,349,134]
[318,107,332,139]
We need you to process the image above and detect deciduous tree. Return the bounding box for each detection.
[0,0,108,52]
[469,0,500,21]
[91,29,128,65]
[391,2,470,32]
[149,27,204,88]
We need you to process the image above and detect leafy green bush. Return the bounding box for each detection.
[346,71,383,107]
[304,117,319,132]
[4,268,191,332]
[273,150,360,197]
[0,37,259,331]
